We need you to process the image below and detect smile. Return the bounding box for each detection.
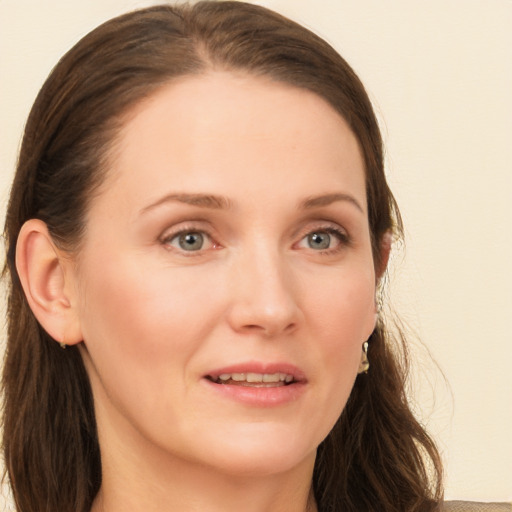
[207,372,295,386]
[202,363,306,406]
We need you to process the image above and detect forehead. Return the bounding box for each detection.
[100,71,366,213]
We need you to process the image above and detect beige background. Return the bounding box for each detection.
[1,0,511,503]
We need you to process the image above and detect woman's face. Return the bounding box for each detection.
[73,72,377,477]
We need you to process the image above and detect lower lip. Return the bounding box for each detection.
[202,378,307,407]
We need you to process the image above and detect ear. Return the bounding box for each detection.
[15,219,82,346]
[375,231,393,281]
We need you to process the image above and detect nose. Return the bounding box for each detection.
[226,246,301,338]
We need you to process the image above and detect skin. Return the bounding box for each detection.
[18,72,382,512]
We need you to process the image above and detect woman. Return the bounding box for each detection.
[2,2,443,511]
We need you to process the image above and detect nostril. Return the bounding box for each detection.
[244,324,274,336]
[284,322,296,332]
[245,321,297,337]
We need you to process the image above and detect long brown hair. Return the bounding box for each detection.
[2,2,443,511]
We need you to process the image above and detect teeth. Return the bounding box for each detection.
[212,372,295,384]
[247,373,263,383]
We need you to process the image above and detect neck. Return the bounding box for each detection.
[90,415,318,512]
[92,450,318,512]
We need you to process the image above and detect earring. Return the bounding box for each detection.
[59,342,67,349]
[358,341,369,374]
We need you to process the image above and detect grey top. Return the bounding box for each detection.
[443,502,512,512]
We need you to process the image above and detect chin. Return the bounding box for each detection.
[187,425,320,477]
[208,448,316,478]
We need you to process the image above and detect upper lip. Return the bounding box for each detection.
[204,362,307,383]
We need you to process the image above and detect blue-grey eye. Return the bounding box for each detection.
[307,232,331,250]
[177,232,204,251]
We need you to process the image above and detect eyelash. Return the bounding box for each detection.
[160,224,217,255]
[295,225,351,255]
[159,223,351,255]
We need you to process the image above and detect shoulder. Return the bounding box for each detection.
[443,502,512,512]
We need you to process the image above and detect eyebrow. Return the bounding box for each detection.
[140,191,364,215]
[140,193,233,214]
[299,193,364,213]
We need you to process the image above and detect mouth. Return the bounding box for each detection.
[205,372,296,387]
[202,364,306,406]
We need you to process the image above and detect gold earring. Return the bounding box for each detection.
[358,341,369,374]
[59,342,67,349]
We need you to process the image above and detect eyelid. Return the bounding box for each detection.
[295,220,349,239]
[159,223,220,253]
[294,222,352,252]
[158,219,351,254]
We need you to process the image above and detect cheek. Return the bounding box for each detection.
[303,266,375,421]
[75,254,231,448]
[75,254,220,407]
[306,265,376,348]
[79,254,213,347]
